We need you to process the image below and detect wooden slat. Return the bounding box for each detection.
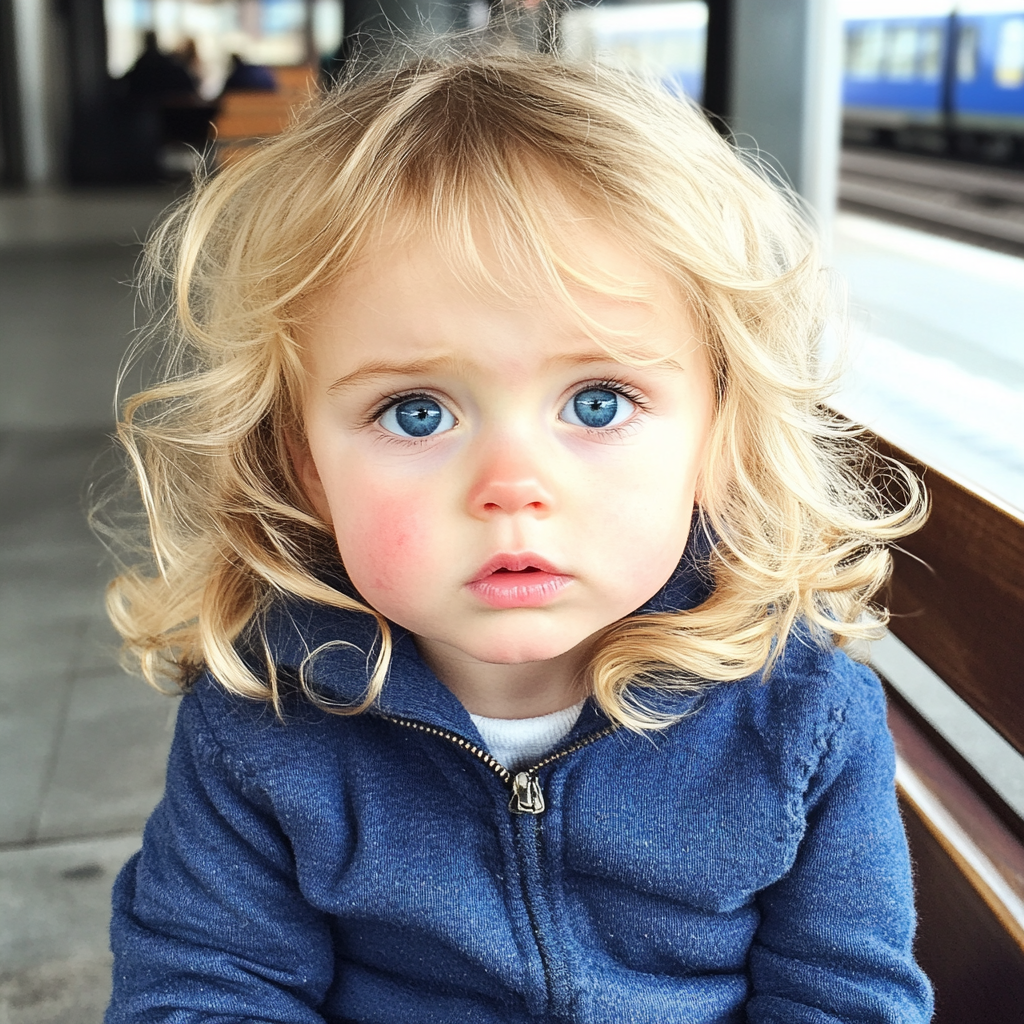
[218,92,299,115]
[900,807,1024,1023]
[212,65,318,150]
[272,65,318,94]
[888,698,1024,1022]
[215,110,294,139]
[889,699,1024,914]
[886,680,1024,846]
[871,434,1024,757]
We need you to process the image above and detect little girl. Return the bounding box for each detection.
[104,48,933,1023]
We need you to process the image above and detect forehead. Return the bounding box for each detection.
[303,218,700,379]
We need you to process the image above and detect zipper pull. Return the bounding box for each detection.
[509,771,545,815]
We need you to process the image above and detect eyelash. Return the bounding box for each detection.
[365,379,649,440]
[364,390,456,448]
[576,379,648,410]
[567,379,649,437]
[367,390,444,426]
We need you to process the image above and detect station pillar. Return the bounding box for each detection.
[1,0,62,184]
[707,0,843,241]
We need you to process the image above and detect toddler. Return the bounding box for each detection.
[105,47,932,1024]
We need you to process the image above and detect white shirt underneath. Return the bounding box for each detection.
[470,701,585,771]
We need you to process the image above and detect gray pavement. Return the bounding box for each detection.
[0,188,179,1022]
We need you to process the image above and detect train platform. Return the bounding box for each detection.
[832,210,1024,518]
[0,187,178,1022]
[1,187,1022,1021]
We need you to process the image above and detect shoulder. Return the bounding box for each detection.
[176,669,348,788]
[179,593,382,762]
[697,630,891,797]
[757,630,885,739]
[706,628,885,730]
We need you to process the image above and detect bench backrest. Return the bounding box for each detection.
[875,435,1024,1023]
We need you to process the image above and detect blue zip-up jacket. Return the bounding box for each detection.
[106,560,933,1023]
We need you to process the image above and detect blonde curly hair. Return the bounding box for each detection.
[106,48,925,730]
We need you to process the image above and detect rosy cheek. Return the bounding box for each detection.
[333,486,432,613]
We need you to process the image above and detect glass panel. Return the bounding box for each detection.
[313,0,343,56]
[885,25,920,80]
[995,17,1024,88]
[558,1,708,102]
[848,22,887,80]
[918,25,944,80]
[957,23,978,81]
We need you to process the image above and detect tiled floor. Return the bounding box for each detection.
[0,187,179,1021]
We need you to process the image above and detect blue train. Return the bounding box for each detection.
[842,0,1024,157]
[559,1,1024,158]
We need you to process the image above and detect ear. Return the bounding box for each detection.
[693,472,705,507]
[284,430,333,526]
[693,450,709,508]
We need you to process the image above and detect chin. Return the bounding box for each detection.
[463,629,586,667]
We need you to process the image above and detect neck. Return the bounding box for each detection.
[414,637,589,719]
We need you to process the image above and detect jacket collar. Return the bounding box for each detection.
[254,525,714,735]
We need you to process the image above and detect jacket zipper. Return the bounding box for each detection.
[377,712,616,1017]
[375,713,616,815]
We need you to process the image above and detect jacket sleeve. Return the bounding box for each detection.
[746,665,934,1024]
[106,685,335,1023]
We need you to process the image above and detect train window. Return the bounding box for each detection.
[995,17,1024,89]
[884,24,920,81]
[846,22,886,80]
[956,23,979,82]
[917,26,944,81]
[558,2,708,102]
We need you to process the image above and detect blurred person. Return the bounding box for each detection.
[174,38,204,93]
[122,30,197,102]
[221,52,278,94]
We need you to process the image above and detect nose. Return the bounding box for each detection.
[467,441,556,519]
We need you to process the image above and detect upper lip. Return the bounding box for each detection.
[469,552,567,583]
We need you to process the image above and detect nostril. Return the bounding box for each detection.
[472,480,553,517]
[480,500,546,514]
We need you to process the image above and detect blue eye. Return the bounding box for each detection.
[379,396,456,438]
[561,387,635,429]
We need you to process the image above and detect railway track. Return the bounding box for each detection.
[839,148,1024,254]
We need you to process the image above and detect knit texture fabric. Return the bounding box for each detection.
[105,553,933,1024]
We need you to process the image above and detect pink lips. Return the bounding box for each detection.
[466,553,572,609]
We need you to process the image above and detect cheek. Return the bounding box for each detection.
[328,476,437,613]
[602,503,692,592]
[582,440,702,591]
[603,443,700,533]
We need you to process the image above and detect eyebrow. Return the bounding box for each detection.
[327,357,463,393]
[326,350,681,393]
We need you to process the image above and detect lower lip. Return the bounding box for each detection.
[467,571,572,609]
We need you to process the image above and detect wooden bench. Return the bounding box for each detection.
[213,65,319,167]
[873,437,1024,1022]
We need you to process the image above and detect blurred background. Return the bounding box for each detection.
[1,0,1023,1020]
